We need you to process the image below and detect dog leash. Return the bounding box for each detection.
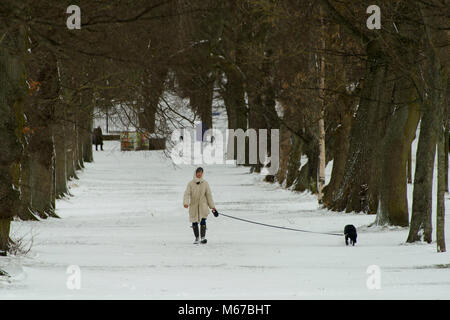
[213,210,344,237]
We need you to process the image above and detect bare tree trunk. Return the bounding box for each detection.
[52,60,72,188]
[277,123,292,184]
[81,90,93,163]
[27,49,59,219]
[261,49,279,182]
[247,79,266,173]
[18,150,38,220]
[445,100,449,192]
[408,108,439,242]
[0,220,11,256]
[376,82,420,226]
[223,69,246,131]
[318,116,326,200]
[0,27,26,253]
[29,133,54,219]
[317,6,326,203]
[324,112,352,207]
[285,135,303,188]
[222,68,247,166]
[407,143,413,184]
[437,114,446,252]
[75,110,84,170]
[82,106,94,163]
[64,88,79,181]
[54,101,69,197]
[328,40,389,213]
[17,91,38,221]
[294,143,319,193]
[66,129,78,180]
[140,68,168,134]
[191,75,214,132]
[407,2,446,242]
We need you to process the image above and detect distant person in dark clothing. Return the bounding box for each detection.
[93,126,104,151]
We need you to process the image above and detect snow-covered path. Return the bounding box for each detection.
[1,141,449,299]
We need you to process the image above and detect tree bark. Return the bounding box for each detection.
[223,69,246,131]
[0,27,27,253]
[407,143,413,184]
[17,150,38,220]
[328,40,389,213]
[75,109,84,171]
[323,112,352,207]
[0,219,11,255]
[445,119,449,192]
[247,79,266,173]
[191,74,215,133]
[82,104,94,163]
[285,135,303,189]
[407,3,446,242]
[317,6,326,203]
[407,107,439,242]
[140,68,168,134]
[54,99,69,198]
[277,122,292,184]
[294,143,319,193]
[29,130,54,219]
[376,82,420,226]
[437,114,446,252]
[26,50,59,219]
[64,87,79,181]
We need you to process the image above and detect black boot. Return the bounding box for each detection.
[192,224,199,244]
[200,225,207,244]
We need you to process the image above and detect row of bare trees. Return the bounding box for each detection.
[0,0,448,255]
[171,0,448,251]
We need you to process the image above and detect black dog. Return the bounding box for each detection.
[344,225,357,246]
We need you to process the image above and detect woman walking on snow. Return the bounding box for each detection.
[183,167,216,244]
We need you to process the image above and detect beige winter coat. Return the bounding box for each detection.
[183,174,215,223]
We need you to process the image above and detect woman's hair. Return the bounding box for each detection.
[195,167,204,174]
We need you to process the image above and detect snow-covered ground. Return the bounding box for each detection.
[1,140,449,299]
